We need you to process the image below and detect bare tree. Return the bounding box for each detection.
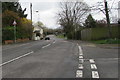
[58,1,90,39]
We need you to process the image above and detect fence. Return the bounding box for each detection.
[81,26,119,41]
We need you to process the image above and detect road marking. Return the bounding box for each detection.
[77,43,79,46]
[91,64,97,69]
[42,44,51,48]
[79,56,83,59]
[78,46,83,55]
[92,71,99,78]
[89,59,95,63]
[0,51,34,67]
[78,64,83,69]
[53,41,56,44]
[76,70,83,78]
[79,59,84,63]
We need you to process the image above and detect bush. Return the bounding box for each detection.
[2,26,14,42]
[2,10,21,27]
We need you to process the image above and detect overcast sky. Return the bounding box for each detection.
[19,0,119,29]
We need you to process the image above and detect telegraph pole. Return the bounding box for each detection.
[30,3,33,40]
[30,3,32,21]
[104,0,112,38]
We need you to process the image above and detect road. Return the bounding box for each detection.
[1,35,118,79]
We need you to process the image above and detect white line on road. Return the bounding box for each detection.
[89,59,95,63]
[76,70,83,78]
[78,46,83,55]
[79,59,84,63]
[92,71,99,78]
[53,41,56,44]
[42,44,51,48]
[91,64,97,69]
[78,64,83,69]
[77,43,79,46]
[0,51,34,67]
[79,56,83,59]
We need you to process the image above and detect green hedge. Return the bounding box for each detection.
[2,26,32,43]
[2,26,14,41]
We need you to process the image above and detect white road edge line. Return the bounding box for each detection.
[42,44,51,48]
[76,70,83,78]
[92,71,99,78]
[78,64,83,69]
[91,64,97,69]
[89,59,95,63]
[0,51,34,67]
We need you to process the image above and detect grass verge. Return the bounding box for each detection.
[56,34,67,39]
[92,38,120,44]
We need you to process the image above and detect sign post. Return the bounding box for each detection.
[13,20,17,43]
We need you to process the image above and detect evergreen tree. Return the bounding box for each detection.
[85,14,96,28]
[2,2,27,18]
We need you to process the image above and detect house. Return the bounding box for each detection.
[33,26,44,40]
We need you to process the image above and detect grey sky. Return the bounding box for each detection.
[19,0,119,29]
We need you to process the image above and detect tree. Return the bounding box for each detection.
[34,21,44,28]
[96,19,107,27]
[2,10,20,27]
[2,2,33,42]
[58,1,90,39]
[84,14,96,28]
[20,18,33,39]
[2,2,27,18]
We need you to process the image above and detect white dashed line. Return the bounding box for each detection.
[89,59,95,63]
[42,44,51,48]
[78,64,83,69]
[91,64,97,69]
[0,51,34,67]
[53,41,56,44]
[76,44,83,78]
[78,46,83,55]
[79,59,84,63]
[79,56,83,59]
[76,70,83,78]
[92,71,99,78]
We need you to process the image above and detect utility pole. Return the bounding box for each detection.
[30,3,33,40]
[30,3,32,21]
[104,0,112,38]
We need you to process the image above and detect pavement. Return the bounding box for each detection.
[1,35,119,79]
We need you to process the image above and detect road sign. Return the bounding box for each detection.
[13,20,17,43]
[13,20,17,25]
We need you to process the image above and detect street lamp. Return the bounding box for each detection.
[36,10,40,23]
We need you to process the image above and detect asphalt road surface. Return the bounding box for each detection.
[1,35,118,79]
